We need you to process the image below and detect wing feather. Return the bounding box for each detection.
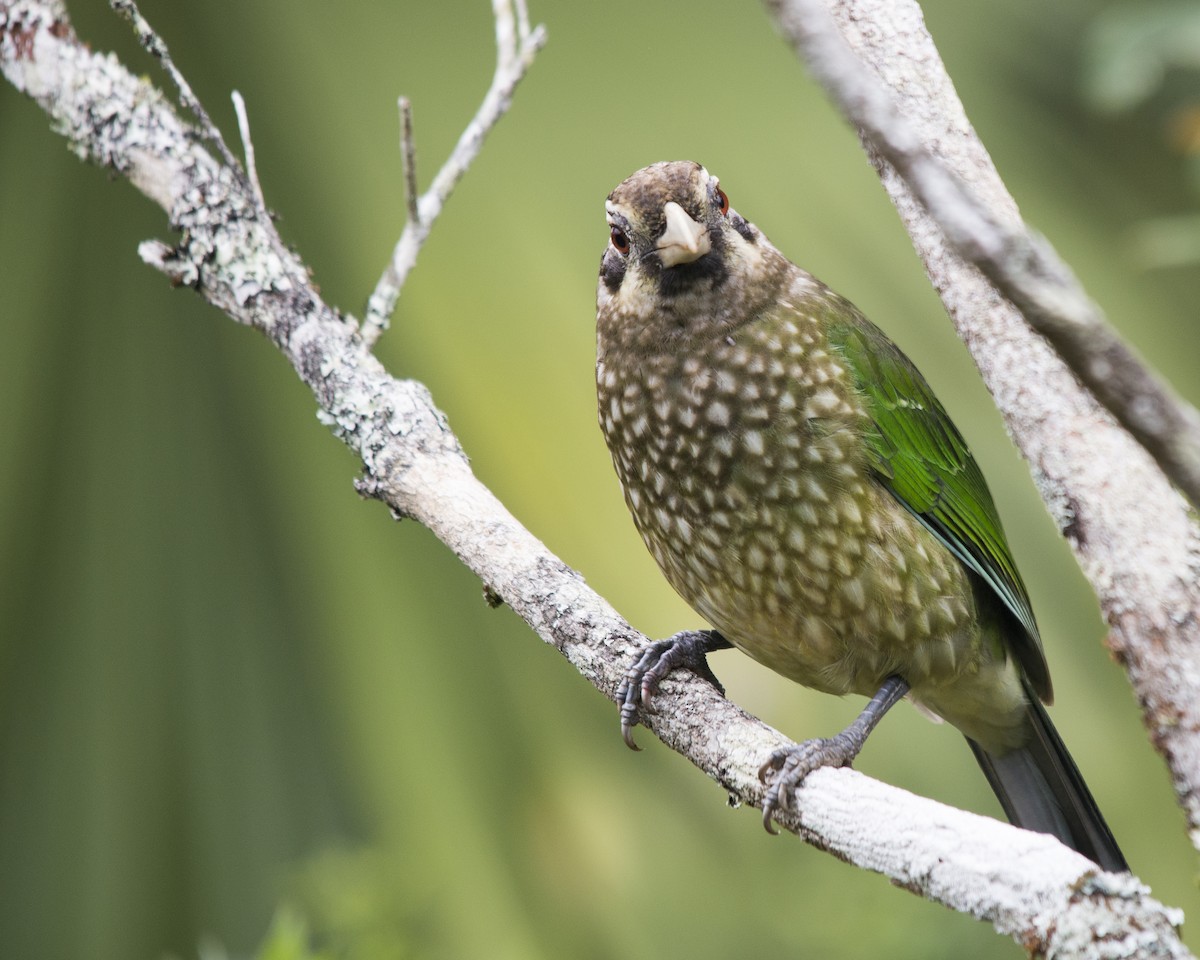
[824,304,1051,702]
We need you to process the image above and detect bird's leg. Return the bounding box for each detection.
[758,675,910,834]
[618,629,733,750]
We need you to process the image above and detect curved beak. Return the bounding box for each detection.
[656,201,711,267]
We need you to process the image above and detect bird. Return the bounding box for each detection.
[595,160,1127,872]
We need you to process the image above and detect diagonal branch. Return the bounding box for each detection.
[360,0,546,348]
[764,0,1200,854]
[0,1,1188,956]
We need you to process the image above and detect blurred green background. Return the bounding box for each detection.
[1,0,1198,957]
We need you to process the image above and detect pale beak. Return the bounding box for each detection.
[655,201,711,267]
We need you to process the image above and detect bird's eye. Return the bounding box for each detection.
[716,187,730,216]
[610,226,630,255]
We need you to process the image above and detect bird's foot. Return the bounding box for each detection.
[757,674,911,834]
[757,734,863,835]
[617,629,731,750]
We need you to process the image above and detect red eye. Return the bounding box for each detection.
[610,226,630,254]
[716,187,729,216]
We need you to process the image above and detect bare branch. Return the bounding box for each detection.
[109,0,241,174]
[0,0,1189,955]
[398,96,419,226]
[231,90,266,214]
[359,0,547,349]
[764,0,1200,849]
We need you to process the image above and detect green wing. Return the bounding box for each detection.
[826,307,1051,702]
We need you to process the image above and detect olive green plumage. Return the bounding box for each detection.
[596,160,1125,871]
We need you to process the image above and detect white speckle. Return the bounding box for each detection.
[803,388,842,419]
[716,370,737,394]
[676,516,694,544]
[707,401,731,427]
[778,393,797,412]
[841,578,866,610]
[797,502,819,525]
[653,400,672,420]
[810,546,831,571]
[629,489,642,510]
[679,407,698,429]
[802,618,835,653]
[714,434,735,458]
[630,415,648,437]
[841,500,863,525]
[743,430,764,456]
[746,545,768,572]
[804,477,830,502]
[654,507,671,529]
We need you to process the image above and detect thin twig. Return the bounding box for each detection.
[359,0,547,350]
[109,0,241,173]
[398,96,419,226]
[765,0,1200,512]
[231,90,266,214]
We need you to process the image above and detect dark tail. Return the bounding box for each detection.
[967,686,1128,873]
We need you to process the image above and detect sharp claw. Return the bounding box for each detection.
[616,631,729,753]
[620,705,642,751]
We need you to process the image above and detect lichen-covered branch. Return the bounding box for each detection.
[764,0,1200,854]
[0,0,1188,955]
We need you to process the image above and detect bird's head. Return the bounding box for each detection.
[597,161,791,349]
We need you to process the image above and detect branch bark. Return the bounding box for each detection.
[765,0,1200,856]
[0,0,1189,956]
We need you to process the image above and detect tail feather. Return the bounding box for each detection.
[967,689,1128,873]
